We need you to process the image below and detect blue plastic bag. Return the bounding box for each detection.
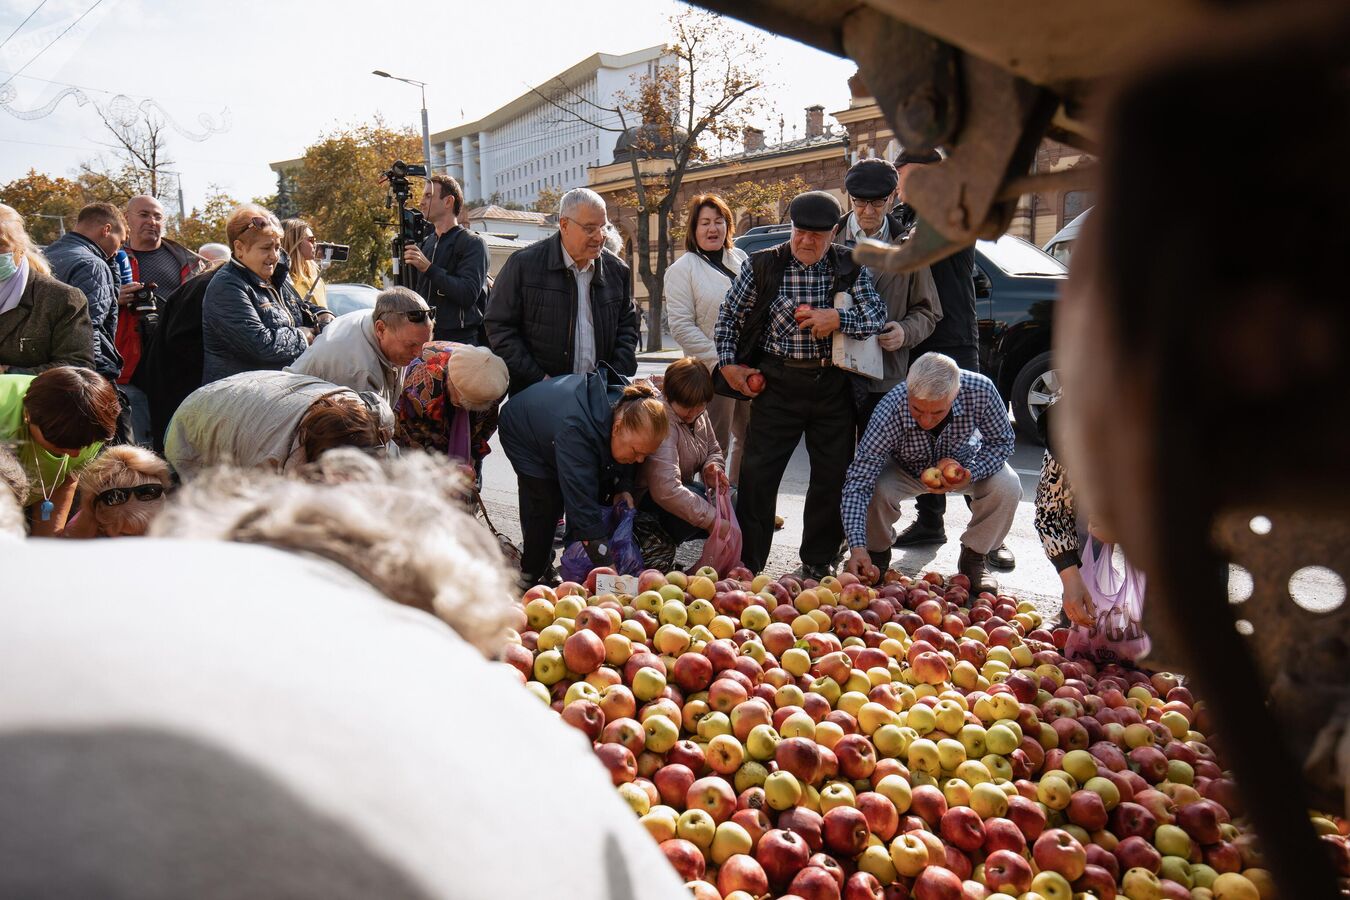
[559,505,644,583]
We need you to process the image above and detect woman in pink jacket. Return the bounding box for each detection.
[638,357,730,546]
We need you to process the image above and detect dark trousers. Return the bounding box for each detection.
[518,474,565,580]
[639,485,709,545]
[913,344,980,523]
[736,359,855,573]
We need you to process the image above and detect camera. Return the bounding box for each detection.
[383,159,428,204]
[382,159,430,289]
[131,281,159,316]
[316,242,349,263]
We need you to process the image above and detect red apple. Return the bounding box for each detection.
[560,699,604,741]
[667,739,705,774]
[718,853,769,897]
[652,763,696,808]
[855,791,899,841]
[789,864,844,900]
[1085,843,1120,879]
[1033,828,1088,881]
[834,733,877,780]
[562,628,605,673]
[776,736,823,783]
[1114,835,1161,874]
[660,838,706,881]
[912,866,963,900]
[594,742,636,785]
[672,652,714,693]
[909,784,948,827]
[822,806,871,858]
[758,828,812,887]
[778,807,825,852]
[1110,801,1158,841]
[1007,794,1047,841]
[844,871,885,900]
[1175,798,1224,844]
[807,852,847,889]
[746,372,766,393]
[1203,839,1243,874]
[982,817,1027,855]
[939,806,985,852]
[1072,864,1118,900]
[983,849,1034,896]
[1067,788,1109,831]
[686,776,737,823]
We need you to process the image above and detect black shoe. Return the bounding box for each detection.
[794,562,832,582]
[987,543,1016,570]
[893,519,946,548]
[552,517,566,547]
[519,566,561,591]
[958,545,998,595]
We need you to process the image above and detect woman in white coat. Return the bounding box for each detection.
[664,194,750,483]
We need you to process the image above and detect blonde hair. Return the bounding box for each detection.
[149,449,515,655]
[0,203,51,275]
[613,381,669,444]
[225,204,282,252]
[280,218,318,284]
[79,445,172,536]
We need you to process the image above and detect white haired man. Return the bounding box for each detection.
[841,352,1021,592]
[289,286,434,409]
[484,187,639,396]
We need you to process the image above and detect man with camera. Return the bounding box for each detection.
[45,203,128,383]
[117,195,203,443]
[402,174,490,345]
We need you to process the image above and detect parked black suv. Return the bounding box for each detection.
[733,225,1066,440]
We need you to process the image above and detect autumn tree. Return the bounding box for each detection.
[288,119,422,284]
[531,185,564,215]
[0,170,85,243]
[724,175,810,231]
[537,8,767,349]
[169,186,239,251]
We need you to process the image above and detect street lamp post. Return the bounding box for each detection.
[373,70,433,172]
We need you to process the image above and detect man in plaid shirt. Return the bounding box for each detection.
[840,353,1021,592]
[714,191,887,577]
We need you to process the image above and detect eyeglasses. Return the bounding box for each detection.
[382,308,437,324]
[563,217,609,237]
[95,483,165,507]
[850,196,891,210]
[243,216,274,233]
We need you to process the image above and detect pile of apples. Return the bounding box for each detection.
[501,566,1349,900]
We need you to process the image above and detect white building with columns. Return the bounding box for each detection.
[429,45,668,207]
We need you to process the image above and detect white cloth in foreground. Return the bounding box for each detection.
[0,539,686,900]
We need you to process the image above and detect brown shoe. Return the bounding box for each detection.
[958,545,998,595]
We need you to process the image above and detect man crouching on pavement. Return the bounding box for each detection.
[841,353,1020,593]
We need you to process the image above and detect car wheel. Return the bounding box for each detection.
[1011,350,1059,443]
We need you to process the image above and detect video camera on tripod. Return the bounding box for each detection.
[382,160,431,289]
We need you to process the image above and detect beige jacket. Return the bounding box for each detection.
[664,247,747,370]
[639,400,725,529]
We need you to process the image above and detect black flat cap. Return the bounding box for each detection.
[894,148,943,167]
[844,158,898,199]
[788,191,842,231]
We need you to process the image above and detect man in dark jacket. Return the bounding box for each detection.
[403,174,490,344]
[484,188,639,397]
[833,159,941,432]
[498,363,662,586]
[135,263,223,449]
[890,152,1016,570]
[45,203,126,382]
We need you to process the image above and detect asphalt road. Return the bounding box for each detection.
[478,357,1067,615]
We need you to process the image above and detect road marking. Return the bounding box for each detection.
[1014,468,1040,477]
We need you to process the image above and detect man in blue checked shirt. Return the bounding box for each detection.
[840,353,1021,593]
[714,191,887,577]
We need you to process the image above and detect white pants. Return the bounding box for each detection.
[866,461,1022,555]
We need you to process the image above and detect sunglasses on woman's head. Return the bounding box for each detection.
[95,484,165,507]
[244,216,272,232]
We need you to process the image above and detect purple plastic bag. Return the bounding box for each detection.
[1064,538,1151,665]
[559,506,644,583]
[691,484,743,577]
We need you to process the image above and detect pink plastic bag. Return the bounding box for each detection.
[692,485,743,577]
[1064,538,1151,665]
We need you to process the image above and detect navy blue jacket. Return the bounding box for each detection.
[498,363,634,541]
[45,231,122,379]
[201,260,309,384]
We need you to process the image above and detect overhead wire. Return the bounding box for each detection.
[0,0,52,54]
[0,0,105,92]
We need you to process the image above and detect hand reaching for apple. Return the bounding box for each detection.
[843,547,872,578]
[794,304,841,339]
[1059,565,1097,627]
[720,364,763,397]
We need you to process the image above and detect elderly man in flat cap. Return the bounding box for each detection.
[834,158,942,432]
[889,150,1016,572]
[713,190,887,578]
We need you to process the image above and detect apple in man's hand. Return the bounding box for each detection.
[746,372,766,393]
[921,468,945,490]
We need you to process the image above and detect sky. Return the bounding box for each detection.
[0,0,857,211]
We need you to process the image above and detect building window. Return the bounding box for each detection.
[1062,190,1091,226]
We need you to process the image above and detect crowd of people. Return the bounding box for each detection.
[3,155,1091,616]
